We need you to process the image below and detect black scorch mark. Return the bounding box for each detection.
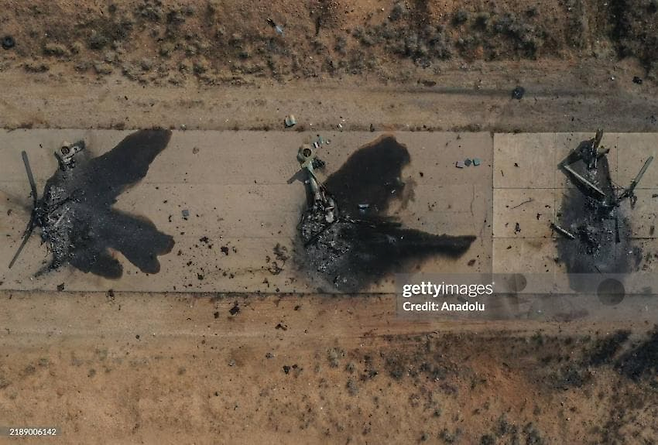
[296,135,476,292]
[33,129,174,278]
[556,144,641,280]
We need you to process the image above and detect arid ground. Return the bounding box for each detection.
[1,1,658,444]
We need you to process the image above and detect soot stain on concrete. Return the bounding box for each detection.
[555,135,642,291]
[297,135,476,292]
[36,129,174,278]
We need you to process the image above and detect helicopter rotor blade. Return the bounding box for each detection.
[8,224,35,269]
[21,151,38,207]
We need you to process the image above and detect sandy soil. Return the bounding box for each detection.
[1,292,657,444]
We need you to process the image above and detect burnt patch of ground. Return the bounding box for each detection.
[587,329,631,366]
[25,129,174,278]
[296,135,475,291]
[615,327,658,380]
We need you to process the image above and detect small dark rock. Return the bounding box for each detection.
[633,76,643,85]
[512,86,525,100]
[229,303,240,316]
[2,35,15,50]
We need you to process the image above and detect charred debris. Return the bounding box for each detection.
[295,135,476,292]
[553,130,652,276]
[9,129,174,278]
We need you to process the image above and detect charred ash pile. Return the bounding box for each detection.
[9,129,174,278]
[553,130,652,277]
[296,136,476,292]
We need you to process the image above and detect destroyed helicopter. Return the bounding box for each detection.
[551,129,652,280]
[8,129,174,278]
[8,141,86,270]
[294,136,476,291]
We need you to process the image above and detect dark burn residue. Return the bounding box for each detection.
[557,157,636,274]
[34,129,174,278]
[555,133,643,286]
[297,135,476,291]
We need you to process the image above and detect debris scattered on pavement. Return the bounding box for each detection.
[295,135,476,291]
[182,209,190,220]
[551,223,575,240]
[511,198,533,209]
[8,130,175,277]
[457,157,481,168]
[554,129,650,279]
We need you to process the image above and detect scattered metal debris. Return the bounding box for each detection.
[512,86,525,100]
[295,135,476,291]
[457,158,481,168]
[8,130,174,277]
[1,35,14,50]
[554,130,651,277]
[284,115,296,128]
[266,18,284,36]
[511,198,534,209]
[54,142,85,170]
[551,222,575,240]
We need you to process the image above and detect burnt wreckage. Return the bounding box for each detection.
[553,130,652,276]
[8,129,175,278]
[295,136,476,291]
